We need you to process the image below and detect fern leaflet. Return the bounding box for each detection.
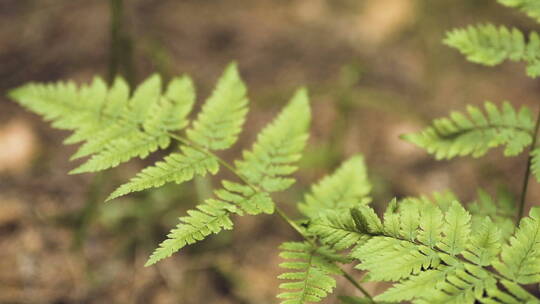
[298,155,371,218]
[277,242,341,304]
[444,24,540,77]
[402,101,534,159]
[235,88,311,192]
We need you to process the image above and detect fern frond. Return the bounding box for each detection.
[9,77,107,132]
[146,182,275,266]
[498,0,540,23]
[146,88,312,265]
[145,198,239,266]
[308,211,370,251]
[70,132,171,174]
[439,201,471,255]
[9,72,199,174]
[402,101,534,159]
[325,200,540,304]
[353,237,440,281]
[186,62,248,150]
[494,207,540,284]
[463,217,501,266]
[417,202,444,248]
[277,241,340,304]
[215,180,275,215]
[236,88,311,192]
[444,24,540,77]
[468,189,516,240]
[298,155,371,218]
[106,146,219,201]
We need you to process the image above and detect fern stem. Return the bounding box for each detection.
[168,132,375,301]
[518,104,540,220]
[108,0,135,85]
[168,133,255,188]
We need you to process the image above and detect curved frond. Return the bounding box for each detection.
[468,189,516,240]
[145,198,238,266]
[186,62,248,150]
[277,242,340,304]
[444,24,540,77]
[106,146,219,201]
[9,73,198,174]
[318,200,540,304]
[353,237,440,281]
[298,155,371,218]
[146,181,275,265]
[402,101,534,159]
[494,207,540,284]
[236,88,311,192]
[308,211,369,251]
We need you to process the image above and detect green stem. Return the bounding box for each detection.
[168,133,374,301]
[108,0,134,85]
[518,104,540,220]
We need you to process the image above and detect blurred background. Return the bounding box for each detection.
[1,0,540,303]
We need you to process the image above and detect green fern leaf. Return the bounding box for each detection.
[345,199,540,304]
[9,78,107,132]
[402,101,534,159]
[444,24,540,77]
[462,217,502,266]
[417,202,444,248]
[277,242,340,304]
[236,88,311,192]
[298,155,371,218]
[308,211,369,251]
[468,189,516,240]
[215,180,275,215]
[439,201,471,255]
[9,72,198,174]
[494,207,540,284]
[426,262,498,304]
[353,237,440,281]
[69,132,171,174]
[498,0,540,23]
[186,62,248,150]
[375,267,452,302]
[382,198,401,238]
[106,146,219,201]
[145,198,239,266]
[146,182,275,266]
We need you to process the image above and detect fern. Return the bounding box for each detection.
[235,88,310,192]
[106,146,219,201]
[402,101,534,159]
[298,155,371,218]
[10,6,540,298]
[498,0,540,23]
[468,189,516,239]
[334,199,540,304]
[277,241,341,304]
[145,88,310,265]
[444,24,540,77]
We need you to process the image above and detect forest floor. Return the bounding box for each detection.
[1,0,539,303]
